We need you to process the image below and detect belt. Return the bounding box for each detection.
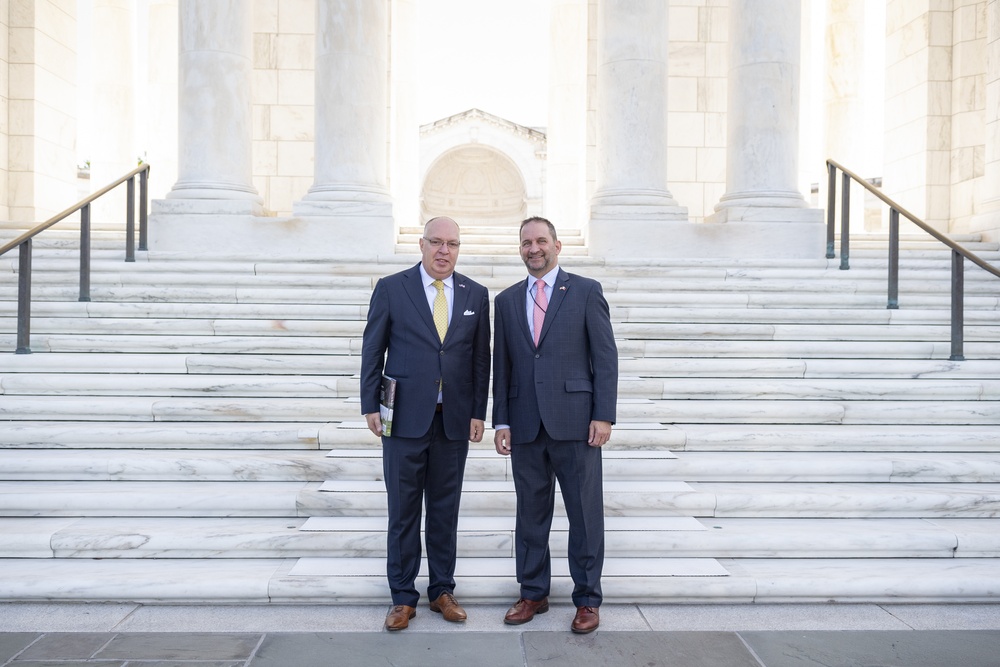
[435,403,443,413]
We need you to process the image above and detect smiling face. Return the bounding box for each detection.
[419,217,461,280]
[519,219,561,278]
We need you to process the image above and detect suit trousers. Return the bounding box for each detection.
[382,410,469,606]
[510,423,605,607]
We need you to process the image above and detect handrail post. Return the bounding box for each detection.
[950,249,965,361]
[126,176,136,262]
[826,162,836,259]
[839,172,850,270]
[80,203,91,302]
[887,208,899,309]
[139,166,149,252]
[15,239,32,354]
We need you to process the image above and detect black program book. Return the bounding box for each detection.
[379,374,397,437]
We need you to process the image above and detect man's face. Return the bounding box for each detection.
[420,218,461,280]
[519,221,561,278]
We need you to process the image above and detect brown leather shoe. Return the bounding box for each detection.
[385,605,416,631]
[429,592,467,622]
[571,605,599,634]
[503,597,549,625]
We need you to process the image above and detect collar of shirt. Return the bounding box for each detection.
[419,264,454,291]
[525,266,560,297]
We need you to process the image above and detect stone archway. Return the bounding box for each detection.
[420,144,527,226]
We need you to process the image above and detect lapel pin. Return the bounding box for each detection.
[559,286,567,291]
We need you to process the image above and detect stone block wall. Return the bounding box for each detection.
[252,0,316,217]
[951,0,987,231]
[8,0,77,223]
[665,0,727,223]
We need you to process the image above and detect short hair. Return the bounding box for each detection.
[519,216,558,242]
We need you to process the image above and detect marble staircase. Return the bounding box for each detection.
[1,228,1000,604]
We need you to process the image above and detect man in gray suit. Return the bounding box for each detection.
[492,216,618,634]
[361,216,491,631]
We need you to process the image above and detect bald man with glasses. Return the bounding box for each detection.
[360,216,491,631]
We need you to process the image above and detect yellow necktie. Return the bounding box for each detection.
[432,280,448,342]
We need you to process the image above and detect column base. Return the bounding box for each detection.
[589,210,825,259]
[968,208,1000,244]
[294,187,393,218]
[149,199,395,258]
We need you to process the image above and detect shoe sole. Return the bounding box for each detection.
[571,623,599,634]
[503,604,549,625]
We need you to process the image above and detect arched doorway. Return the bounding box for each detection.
[420,145,527,226]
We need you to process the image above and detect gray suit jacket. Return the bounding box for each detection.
[492,268,618,444]
[361,264,491,441]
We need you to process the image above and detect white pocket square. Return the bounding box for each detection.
[463,310,475,316]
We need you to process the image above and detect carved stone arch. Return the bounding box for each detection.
[420,144,527,226]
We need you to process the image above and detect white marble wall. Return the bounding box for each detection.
[950,1,988,232]
[665,1,728,222]
[0,2,9,221]
[7,0,79,223]
[971,0,1000,241]
[251,0,315,217]
[883,1,953,230]
[90,0,135,223]
[546,0,588,229]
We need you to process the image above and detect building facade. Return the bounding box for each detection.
[2,0,998,257]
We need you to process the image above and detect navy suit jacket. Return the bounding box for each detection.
[492,268,618,444]
[361,264,491,441]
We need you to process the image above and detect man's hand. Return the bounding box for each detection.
[469,419,485,443]
[365,412,383,437]
[494,427,512,456]
[588,420,612,447]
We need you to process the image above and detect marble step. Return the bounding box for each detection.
[9,262,1000,295]
[6,316,1000,345]
[307,480,1000,518]
[8,300,1000,327]
[1,395,997,424]
[4,449,999,484]
[5,374,1000,402]
[3,515,705,559]
[7,281,998,310]
[8,333,999,359]
[1,556,997,603]
[4,421,997,452]
[7,353,1000,380]
[4,479,1000,518]
[5,515,997,560]
[8,352,1000,381]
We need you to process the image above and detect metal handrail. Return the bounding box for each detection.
[0,164,150,354]
[826,158,1000,360]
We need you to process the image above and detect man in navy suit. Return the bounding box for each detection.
[492,216,618,634]
[360,216,491,631]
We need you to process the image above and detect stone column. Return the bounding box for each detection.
[545,0,588,229]
[971,0,1000,243]
[589,0,686,223]
[295,0,394,228]
[709,0,812,221]
[165,0,261,207]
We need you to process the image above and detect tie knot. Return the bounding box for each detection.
[535,279,545,291]
[432,279,445,292]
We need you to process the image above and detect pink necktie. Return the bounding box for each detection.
[533,279,547,347]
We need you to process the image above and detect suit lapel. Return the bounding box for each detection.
[402,264,439,342]
[445,272,473,344]
[516,278,534,347]
[537,269,569,347]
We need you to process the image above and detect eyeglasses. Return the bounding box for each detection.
[423,237,461,250]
